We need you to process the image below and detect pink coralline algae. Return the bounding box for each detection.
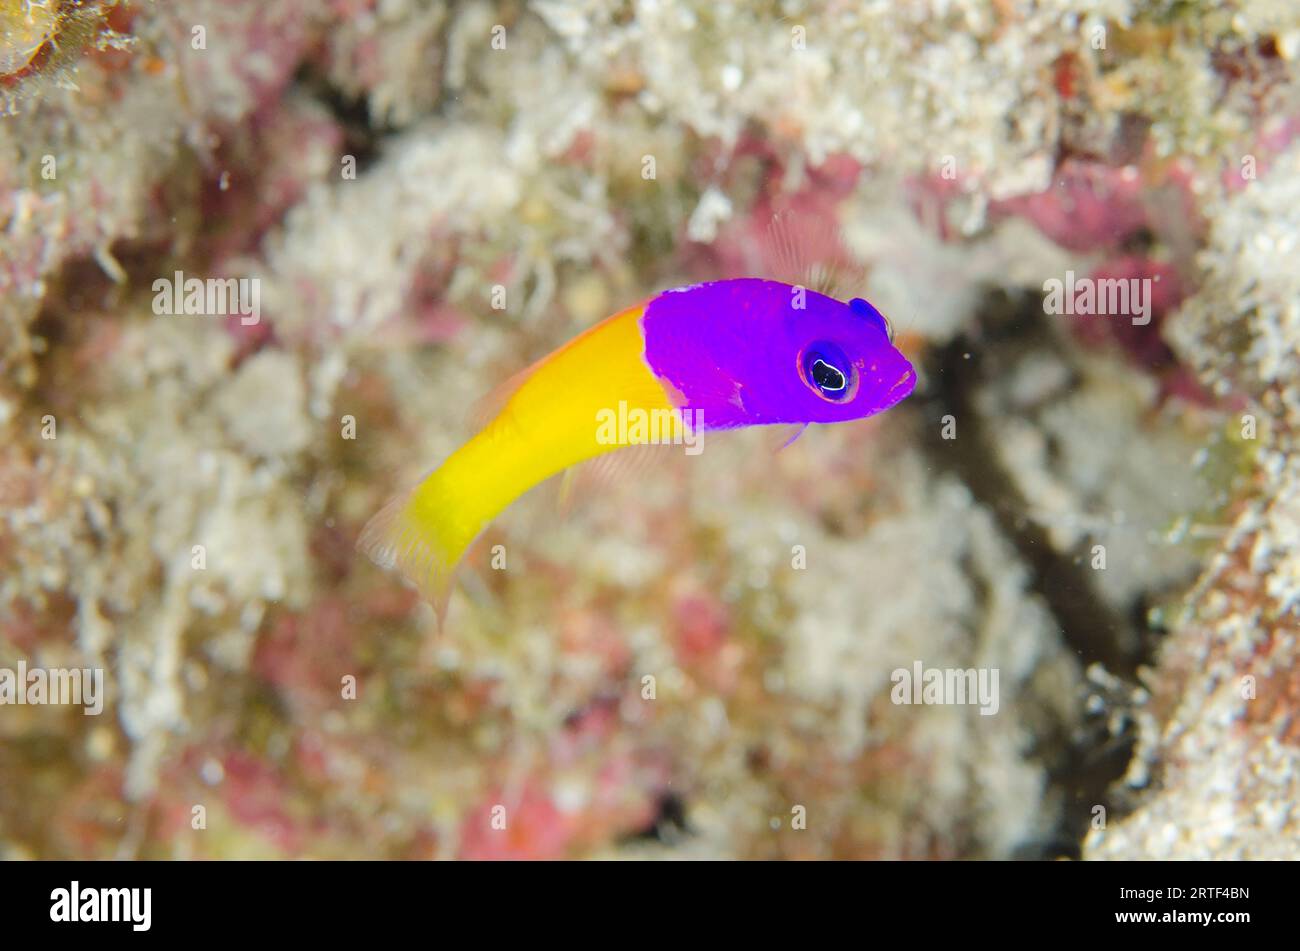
[992,161,1152,253]
[458,786,573,861]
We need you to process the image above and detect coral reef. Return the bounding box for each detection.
[1086,144,1300,859]
[1,0,1298,860]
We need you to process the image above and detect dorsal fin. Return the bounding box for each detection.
[467,306,651,434]
[466,360,539,434]
[763,211,866,300]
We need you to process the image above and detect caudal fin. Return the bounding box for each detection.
[357,475,465,626]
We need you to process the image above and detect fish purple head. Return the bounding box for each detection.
[640,278,916,431]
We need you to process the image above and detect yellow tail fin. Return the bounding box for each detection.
[357,468,474,626]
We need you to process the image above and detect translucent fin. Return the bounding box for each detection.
[761,422,808,453]
[588,440,684,484]
[556,467,580,516]
[546,441,688,518]
[357,484,458,629]
[466,362,538,434]
[764,211,866,301]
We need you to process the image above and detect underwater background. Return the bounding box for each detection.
[1,0,1298,860]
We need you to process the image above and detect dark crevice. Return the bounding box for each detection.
[918,291,1143,679]
[916,287,1152,858]
[624,792,693,845]
[291,62,400,176]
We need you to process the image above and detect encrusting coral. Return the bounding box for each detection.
[1086,144,1300,859]
[1,0,1298,859]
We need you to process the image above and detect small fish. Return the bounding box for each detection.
[360,277,916,619]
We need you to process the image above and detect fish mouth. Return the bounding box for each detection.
[884,366,917,405]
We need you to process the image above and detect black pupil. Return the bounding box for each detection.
[811,358,845,393]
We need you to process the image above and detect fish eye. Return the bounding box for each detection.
[801,342,854,402]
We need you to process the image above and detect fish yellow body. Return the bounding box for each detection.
[360,304,677,615]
